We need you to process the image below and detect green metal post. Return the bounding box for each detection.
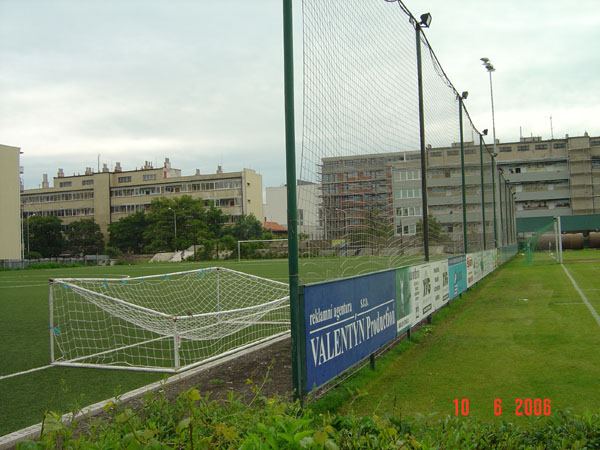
[479,135,486,250]
[282,0,302,401]
[491,155,498,248]
[504,183,510,245]
[459,97,468,254]
[415,24,429,261]
[498,173,504,246]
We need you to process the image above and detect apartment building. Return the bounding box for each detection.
[320,133,599,243]
[493,134,600,217]
[21,158,263,239]
[0,144,23,260]
[264,181,321,238]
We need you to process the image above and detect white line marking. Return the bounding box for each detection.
[561,265,600,328]
[0,365,53,381]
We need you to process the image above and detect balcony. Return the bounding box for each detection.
[504,170,569,183]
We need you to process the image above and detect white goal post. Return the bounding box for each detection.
[49,267,290,373]
[237,239,289,262]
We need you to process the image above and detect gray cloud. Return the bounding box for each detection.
[2,0,598,190]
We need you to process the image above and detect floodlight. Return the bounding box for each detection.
[461,91,468,100]
[419,13,432,28]
[480,57,489,63]
[483,129,489,136]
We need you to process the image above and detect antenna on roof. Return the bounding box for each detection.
[550,115,554,140]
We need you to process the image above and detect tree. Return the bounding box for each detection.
[230,214,264,241]
[109,212,148,254]
[143,196,208,253]
[27,216,64,257]
[416,216,446,244]
[65,219,105,255]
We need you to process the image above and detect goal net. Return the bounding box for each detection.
[521,218,562,266]
[49,268,290,372]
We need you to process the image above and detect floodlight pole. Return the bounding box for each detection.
[491,156,498,248]
[283,0,303,401]
[415,21,429,261]
[479,135,486,250]
[458,96,468,254]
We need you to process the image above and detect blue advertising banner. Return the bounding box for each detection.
[303,270,397,393]
[448,255,467,300]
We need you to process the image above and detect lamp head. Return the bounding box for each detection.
[480,57,489,63]
[461,91,469,100]
[419,13,432,28]
[482,129,489,136]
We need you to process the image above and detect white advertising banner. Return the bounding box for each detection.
[408,260,449,323]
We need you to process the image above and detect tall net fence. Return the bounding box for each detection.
[297,0,517,284]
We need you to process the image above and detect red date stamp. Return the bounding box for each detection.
[453,398,551,416]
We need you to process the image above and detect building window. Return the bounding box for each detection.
[82,179,94,186]
[393,169,421,181]
[118,176,132,183]
[499,146,512,152]
[59,181,72,188]
[447,150,459,156]
[590,139,600,147]
[395,188,421,199]
[143,174,157,181]
[430,151,442,157]
[402,224,416,236]
[517,145,529,152]
[534,144,548,150]
[553,142,566,149]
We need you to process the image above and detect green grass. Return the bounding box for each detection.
[2,252,599,436]
[0,256,405,436]
[314,255,600,423]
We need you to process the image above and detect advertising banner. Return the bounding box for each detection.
[482,249,497,277]
[466,253,474,287]
[448,255,467,300]
[431,260,449,311]
[472,252,483,284]
[395,266,413,333]
[303,270,397,392]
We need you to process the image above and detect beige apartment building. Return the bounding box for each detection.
[21,158,263,239]
[0,144,23,260]
[320,133,600,248]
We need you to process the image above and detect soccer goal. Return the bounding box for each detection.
[521,216,563,265]
[49,267,290,372]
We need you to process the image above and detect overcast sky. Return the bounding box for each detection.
[1,0,599,189]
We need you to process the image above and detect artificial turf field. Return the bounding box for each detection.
[1,251,599,435]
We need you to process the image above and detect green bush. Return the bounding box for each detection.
[18,388,600,449]
[25,251,42,260]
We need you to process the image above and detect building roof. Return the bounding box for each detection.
[263,220,287,233]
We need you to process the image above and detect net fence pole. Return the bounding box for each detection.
[498,174,504,246]
[505,183,510,245]
[415,22,429,261]
[479,134,486,250]
[49,279,55,363]
[237,241,241,262]
[491,155,498,248]
[458,95,468,254]
[283,0,302,402]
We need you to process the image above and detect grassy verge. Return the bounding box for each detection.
[312,257,600,423]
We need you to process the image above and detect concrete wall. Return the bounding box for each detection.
[0,145,22,259]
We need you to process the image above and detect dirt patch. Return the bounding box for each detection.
[162,337,293,401]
